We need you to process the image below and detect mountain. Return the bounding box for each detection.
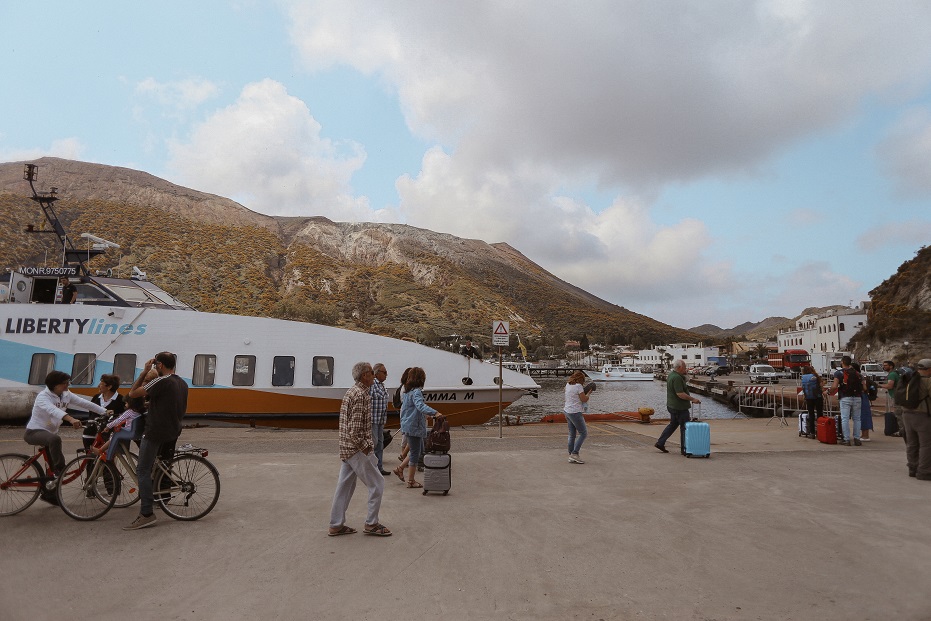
[849,245,931,362]
[1,157,700,353]
[689,306,850,342]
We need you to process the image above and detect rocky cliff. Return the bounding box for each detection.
[1,157,699,352]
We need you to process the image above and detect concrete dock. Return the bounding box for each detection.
[1,418,929,621]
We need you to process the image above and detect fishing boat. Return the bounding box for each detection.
[0,164,539,428]
[584,364,654,382]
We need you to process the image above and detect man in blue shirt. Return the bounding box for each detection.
[370,363,390,475]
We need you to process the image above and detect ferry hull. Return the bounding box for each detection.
[1,305,538,427]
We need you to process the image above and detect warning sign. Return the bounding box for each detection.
[492,320,509,346]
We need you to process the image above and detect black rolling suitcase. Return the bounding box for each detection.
[422,452,451,495]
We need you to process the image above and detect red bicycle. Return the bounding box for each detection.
[0,418,122,520]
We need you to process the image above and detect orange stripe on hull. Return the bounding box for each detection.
[72,387,514,429]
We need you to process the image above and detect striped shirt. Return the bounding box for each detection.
[370,378,389,426]
[338,382,373,460]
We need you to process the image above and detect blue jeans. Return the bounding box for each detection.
[372,422,385,471]
[839,396,861,442]
[657,407,691,453]
[407,435,425,468]
[565,411,587,455]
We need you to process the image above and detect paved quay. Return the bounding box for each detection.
[1,418,929,621]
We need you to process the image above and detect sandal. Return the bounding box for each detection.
[327,525,357,537]
[364,523,392,537]
[393,467,405,482]
[406,480,423,489]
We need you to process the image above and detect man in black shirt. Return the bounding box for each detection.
[124,352,189,530]
[59,277,77,304]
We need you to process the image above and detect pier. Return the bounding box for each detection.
[1,421,927,620]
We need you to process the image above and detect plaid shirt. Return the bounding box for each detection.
[338,381,373,460]
[370,378,389,426]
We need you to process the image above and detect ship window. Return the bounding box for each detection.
[233,355,256,386]
[838,323,845,331]
[113,354,137,385]
[192,354,217,386]
[272,356,295,387]
[312,356,334,386]
[29,354,56,385]
[71,353,96,385]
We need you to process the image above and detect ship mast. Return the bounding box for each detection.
[23,163,103,276]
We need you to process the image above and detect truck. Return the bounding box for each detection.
[768,349,812,377]
[809,352,850,376]
[705,356,731,376]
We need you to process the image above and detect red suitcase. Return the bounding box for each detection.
[817,416,837,444]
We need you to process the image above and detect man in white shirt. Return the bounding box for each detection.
[25,370,109,478]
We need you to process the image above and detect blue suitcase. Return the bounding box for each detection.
[684,421,711,458]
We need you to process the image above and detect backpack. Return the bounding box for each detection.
[801,374,821,400]
[894,371,926,409]
[841,368,863,397]
[866,378,878,402]
[425,415,451,454]
[392,386,403,410]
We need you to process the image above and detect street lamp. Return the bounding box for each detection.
[904,341,910,362]
[866,344,871,361]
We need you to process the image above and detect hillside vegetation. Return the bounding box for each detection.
[0,158,699,354]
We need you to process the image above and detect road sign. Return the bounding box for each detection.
[492,320,509,346]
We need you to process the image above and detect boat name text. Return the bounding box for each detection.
[20,266,79,277]
[424,392,474,401]
[4,317,147,335]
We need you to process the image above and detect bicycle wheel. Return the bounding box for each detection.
[57,455,120,521]
[155,454,220,521]
[112,449,140,508]
[0,454,43,516]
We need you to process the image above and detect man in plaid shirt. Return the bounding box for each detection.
[328,362,392,537]
[370,363,390,475]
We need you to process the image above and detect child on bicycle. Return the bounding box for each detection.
[91,396,147,458]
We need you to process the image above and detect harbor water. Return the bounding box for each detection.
[500,376,736,422]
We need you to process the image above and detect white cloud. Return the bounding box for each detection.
[857,220,931,252]
[135,77,220,112]
[278,0,931,327]
[0,138,85,162]
[876,106,931,198]
[166,79,375,219]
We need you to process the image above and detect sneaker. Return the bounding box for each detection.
[654,443,669,453]
[123,513,157,531]
[860,437,871,442]
[844,441,852,447]
[568,454,585,464]
[854,439,862,446]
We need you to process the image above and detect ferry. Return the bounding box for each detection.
[0,164,539,428]
[584,364,654,382]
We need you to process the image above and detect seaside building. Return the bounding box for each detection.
[776,303,869,353]
[637,343,719,368]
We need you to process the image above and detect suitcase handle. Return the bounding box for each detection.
[691,402,702,421]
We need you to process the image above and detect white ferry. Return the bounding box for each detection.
[0,165,539,428]
[584,364,654,382]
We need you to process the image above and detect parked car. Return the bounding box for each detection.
[706,364,731,376]
[748,364,781,384]
[859,362,887,382]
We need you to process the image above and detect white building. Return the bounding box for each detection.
[638,343,719,368]
[776,303,869,354]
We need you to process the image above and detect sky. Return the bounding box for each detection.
[2,1,931,331]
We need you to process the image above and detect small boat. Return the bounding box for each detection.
[584,364,654,382]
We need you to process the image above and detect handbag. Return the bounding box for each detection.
[425,415,450,454]
[383,429,394,448]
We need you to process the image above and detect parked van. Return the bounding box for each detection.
[748,364,781,384]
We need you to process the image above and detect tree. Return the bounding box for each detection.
[579,334,590,352]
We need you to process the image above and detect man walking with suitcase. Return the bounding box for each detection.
[655,359,701,455]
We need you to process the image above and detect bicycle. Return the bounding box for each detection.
[0,434,120,519]
[81,439,221,521]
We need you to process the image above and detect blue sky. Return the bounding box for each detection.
[2,1,931,330]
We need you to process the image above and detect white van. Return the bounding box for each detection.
[748,364,781,384]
